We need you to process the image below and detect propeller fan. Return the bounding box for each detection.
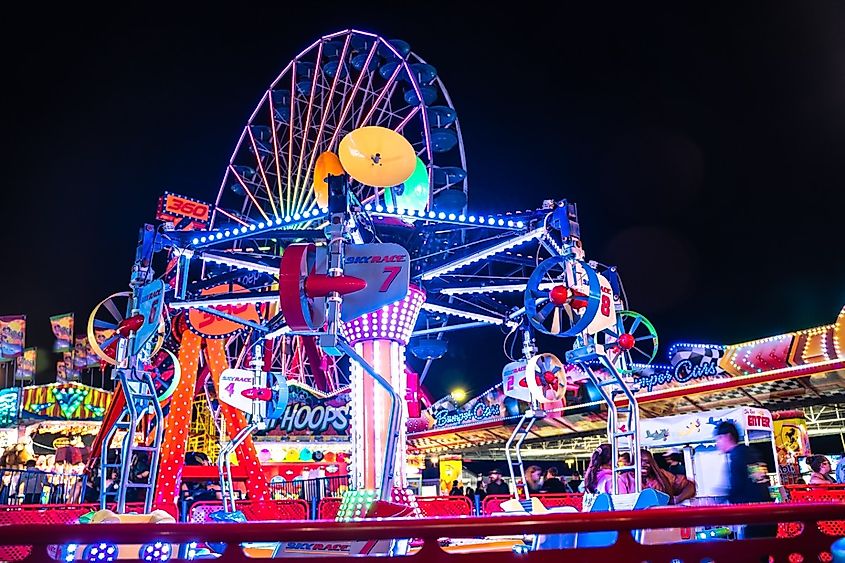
[525,353,567,405]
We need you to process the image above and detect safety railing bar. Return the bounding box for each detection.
[0,503,841,544]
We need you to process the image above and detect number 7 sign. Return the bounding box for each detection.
[340,243,411,320]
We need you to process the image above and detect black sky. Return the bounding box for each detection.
[3,3,844,399]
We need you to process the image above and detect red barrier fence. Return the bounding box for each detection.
[318,496,342,520]
[482,494,584,515]
[780,485,845,538]
[417,495,473,517]
[0,503,147,562]
[0,503,842,562]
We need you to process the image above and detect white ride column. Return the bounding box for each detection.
[342,285,425,491]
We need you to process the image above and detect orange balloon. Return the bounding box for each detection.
[313,152,345,207]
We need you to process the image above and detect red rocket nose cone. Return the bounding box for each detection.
[304,274,367,298]
[117,314,145,336]
[241,388,272,401]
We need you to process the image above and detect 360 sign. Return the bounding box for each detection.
[156,192,212,228]
[165,197,209,219]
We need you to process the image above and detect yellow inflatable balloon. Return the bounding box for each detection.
[313,152,345,208]
[338,126,416,188]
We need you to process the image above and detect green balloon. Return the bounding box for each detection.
[386,157,429,211]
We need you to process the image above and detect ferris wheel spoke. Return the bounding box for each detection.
[301,49,350,213]
[292,63,322,207]
[214,207,250,227]
[246,126,279,219]
[267,98,287,215]
[360,63,404,128]
[229,164,271,223]
[325,42,379,152]
[357,69,390,127]
[285,68,297,216]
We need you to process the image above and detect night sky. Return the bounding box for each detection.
[3,4,844,400]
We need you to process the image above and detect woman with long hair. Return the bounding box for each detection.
[640,448,696,505]
[583,444,636,494]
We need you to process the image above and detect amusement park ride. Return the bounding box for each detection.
[80,28,662,555]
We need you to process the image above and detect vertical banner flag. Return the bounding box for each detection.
[63,351,80,381]
[73,335,99,369]
[56,359,67,384]
[0,315,26,360]
[50,313,74,352]
[15,347,36,380]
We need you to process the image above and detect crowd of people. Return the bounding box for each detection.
[455,420,838,519]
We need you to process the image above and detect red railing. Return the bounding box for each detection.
[187,499,309,522]
[0,503,842,562]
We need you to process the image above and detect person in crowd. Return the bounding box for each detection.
[541,466,569,493]
[103,469,121,498]
[465,484,475,498]
[715,420,775,539]
[19,459,48,504]
[180,451,222,508]
[568,472,583,493]
[127,451,152,503]
[640,448,696,505]
[663,449,687,476]
[449,480,464,496]
[807,455,836,484]
[524,465,544,495]
[583,444,636,494]
[485,469,511,496]
[618,452,637,479]
[476,479,488,501]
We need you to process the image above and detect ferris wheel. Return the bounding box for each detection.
[202,30,468,385]
[213,29,468,228]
